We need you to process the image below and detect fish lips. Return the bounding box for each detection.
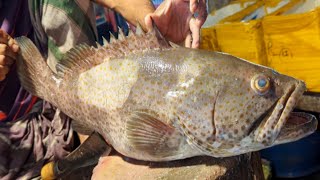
[254,80,308,145]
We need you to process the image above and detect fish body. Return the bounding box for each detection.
[16,28,317,161]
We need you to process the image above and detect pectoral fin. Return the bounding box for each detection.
[126,110,183,158]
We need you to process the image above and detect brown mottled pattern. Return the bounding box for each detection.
[17,30,317,161]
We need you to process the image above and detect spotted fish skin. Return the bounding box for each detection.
[16,29,317,161]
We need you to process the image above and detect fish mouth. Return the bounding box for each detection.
[274,112,318,144]
[255,81,306,145]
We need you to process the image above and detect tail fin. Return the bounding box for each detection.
[15,36,53,99]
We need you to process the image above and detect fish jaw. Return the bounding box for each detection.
[274,112,318,145]
[254,80,306,145]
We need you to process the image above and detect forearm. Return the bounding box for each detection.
[93,0,155,30]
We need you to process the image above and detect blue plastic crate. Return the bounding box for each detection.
[261,131,320,178]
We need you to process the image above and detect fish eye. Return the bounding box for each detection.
[251,74,271,95]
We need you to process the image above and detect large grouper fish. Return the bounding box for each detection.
[15,26,317,161]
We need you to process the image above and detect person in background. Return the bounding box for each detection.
[0,0,93,179]
[0,0,207,179]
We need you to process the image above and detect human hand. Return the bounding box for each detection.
[0,30,19,81]
[145,0,207,48]
[94,0,207,48]
[95,0,155,31]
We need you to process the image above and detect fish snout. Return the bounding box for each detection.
[255,80,306,145]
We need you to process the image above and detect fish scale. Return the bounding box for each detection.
[15,25,317,161]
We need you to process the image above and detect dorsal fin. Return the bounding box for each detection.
[109,32,117,43]
[56,23,173,78]
[135,23,144,35]
[102,36,108,46]
[95,42,102,48]
[118,28,126,41]
[56,44,96,78]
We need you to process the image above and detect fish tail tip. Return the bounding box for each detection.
[15,36,51,98]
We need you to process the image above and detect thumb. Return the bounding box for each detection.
[144,14,153,32]
[8,38,19,53]
[144,13,164,33]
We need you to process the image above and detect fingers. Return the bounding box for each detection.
[0,30,9,45]
[0,54,14,66]
[144,14,153,32]
[0,65,9,75]
[190,18,200,48]
[0,65,9,81]
[0,29,19,53]
[8,38,19,53]
[0,44,17,61]
[0,54,14,82]
[0,75,5,81]
[188,0,207,48]
[0,29,19,81]
[185,33,192,48]
[190,0,198,13]
[145,0,171,33]
[195,0,208,27]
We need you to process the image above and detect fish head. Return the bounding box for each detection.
[177,51,317,156]
[213,59,305,143]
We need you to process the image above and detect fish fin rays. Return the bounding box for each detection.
[15,36,53,98]
[126,110,182,158]
[135,23,144,35]
[108,21,170,52]
[56,22,174,78]
[150,21,170,47]
[56,44,97,78]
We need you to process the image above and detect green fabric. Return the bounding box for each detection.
[28,0,97,70]
[48,38,63,62]
[43,0,97,42]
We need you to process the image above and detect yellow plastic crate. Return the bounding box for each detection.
[201,6,320,92]
[215,20,267,65]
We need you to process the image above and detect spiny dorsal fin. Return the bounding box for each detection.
[95,42,102,48]
[109,32,116,43]
[56,23,174,78]
[102,36,108,46]
[135,22,144,35]
[118,28,125,41]
[151,21,169,47]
